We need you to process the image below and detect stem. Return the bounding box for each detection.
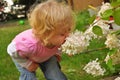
[81,47,107,54]
[91,17,101,26]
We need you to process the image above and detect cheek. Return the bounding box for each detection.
[53,37,65,44]
[50,35,66,45]
[59,37,66,43]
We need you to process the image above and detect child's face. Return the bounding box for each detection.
[48,26,71,47]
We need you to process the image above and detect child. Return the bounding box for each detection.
[7,0,74,80]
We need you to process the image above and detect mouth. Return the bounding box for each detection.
[62,40,66,44]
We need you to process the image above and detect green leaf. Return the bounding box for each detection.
[108,48,117,56]
[92,25,103,36]
[106,59,115,73]
[101,9,113,20]
[106,59,113,68]
[113,8,120,25]
[88,15,96,24]
[111,1,120,7]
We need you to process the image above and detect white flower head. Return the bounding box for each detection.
[84,26,98,40]
[61,30,90,55]
[83,58,106,76]
[105,34,120,49]
[104,54,110,64]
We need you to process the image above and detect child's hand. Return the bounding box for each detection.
[55,54,61,62]
[26,62,39,72]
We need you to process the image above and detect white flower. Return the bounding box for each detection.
[114,77,120,80]
[104,54,110,64]
[97,2,113,17]
[83,58,106,76]
[4,0,13,5]
[61,30,90,55]
[84,26,98,40]
[105,34,120,49]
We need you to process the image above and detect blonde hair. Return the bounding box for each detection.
[28,0,74,44]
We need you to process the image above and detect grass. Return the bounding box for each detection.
[0,19,30,80]
[0,18,114,80]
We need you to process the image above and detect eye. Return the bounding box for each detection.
[68,28,71,32]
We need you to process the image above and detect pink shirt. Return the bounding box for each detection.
[13,29,59,63]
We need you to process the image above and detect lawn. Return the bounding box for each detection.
[0,18,117,80]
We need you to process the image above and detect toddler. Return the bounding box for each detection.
[7,0,74,80]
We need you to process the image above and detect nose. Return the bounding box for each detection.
[62,33,69,44]
[65,33,69,38]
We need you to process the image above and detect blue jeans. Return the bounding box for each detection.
[13,56,67,80]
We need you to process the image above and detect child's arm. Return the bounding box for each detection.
[26,61,39,72]
[55,50,62,62]
[55,54,61,62]
[11,51,39,72]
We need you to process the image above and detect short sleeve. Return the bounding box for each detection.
[15,38,37,58]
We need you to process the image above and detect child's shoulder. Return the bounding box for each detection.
[13,29,37,42]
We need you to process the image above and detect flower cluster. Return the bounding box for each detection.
[91,2,115,35]
[61,1,120,77]
[61,2,115,56]
[104,34,120,65]
[84,26,98,40]
[83,58,106,76]
[61,25,100,55]
[105,34,120,49]
[61,30,90,55]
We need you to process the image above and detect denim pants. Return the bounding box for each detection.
[13,56,67,80]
